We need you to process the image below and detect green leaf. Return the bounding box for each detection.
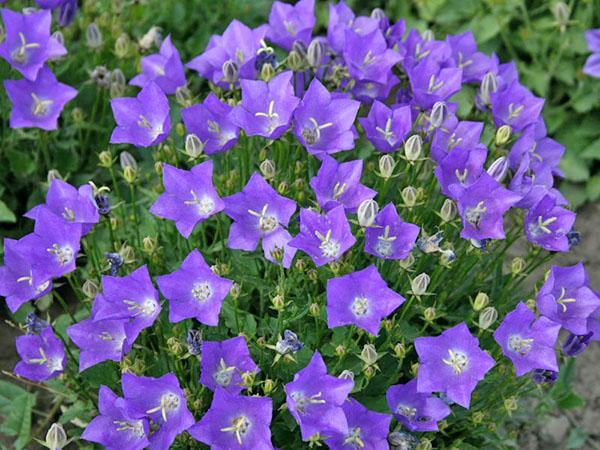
[471,15,500,43]
[0,199,16,223]
[7,149,36,177]
[566,427,588,449]
[560,156,589,182]
[586,175,600,202]
[581,138,600,160]
[0,391,35,450]
[0,381,28,411]
[557,392,585,410]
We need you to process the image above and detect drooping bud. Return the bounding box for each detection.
[175,86,193,107]
[306,39,324,68]
[378,154,396,179]
[473,292,489,311]
[411,273,430,296]
[357,199,378,227]
[430,101,449,128]
[486,156,508,182]
[86,23,103,49]
[185,133,204,159]
[115,33,130,58]
[222,60,239,84]
[478,306,498,329]
[401,186,417,207]
[479,72,498,106]
[259,159,276,180]
[495,125,512,146]
[41,423,68,450]
[404,135,422,161]
[440,199,457,222]
[82,280,99,299]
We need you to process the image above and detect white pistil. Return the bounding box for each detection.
[343,427,365,448]
[375,225,396,257]
[145,393,180,423]
[248,204,278,233]
[62,207,75,221]
[465,201,487,230]
[255,100,280,134]
[213,358,236,387]
[315,229,341,258]
[31,93,53,117]
[113,420,145,437]
[332,181,347,200]
[302,117,333,145]
[375,117,395,144]
[220,415,251,445]
[508,334,534,355]
[290,391,326,414]
[442,349,468,375]
[351,296,369,317]
[11,32,40,64]
[428,74,444,93]
[47,243,73,266]
[508,103,524,120]
[556,286,576,313]
[122,298,157,317]
[184,190,215,216]
[455,168,468,183]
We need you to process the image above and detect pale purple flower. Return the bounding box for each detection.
[430,118,484,163]
[489,81,544,131]
[583,29,600,78]
[434,146,488,198]
[408,59,462,109]
[130,35,186,94]
[267,0,315,51]
[364,203,419,260]
[447,31,494,83]
[359,101,412,153]
[525,195,576,252]
[14,326,65,381]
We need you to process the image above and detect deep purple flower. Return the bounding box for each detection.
[587,306,600,342]
[275,329,304,355]
[200,336,259,394]
[532,369,558,384]
[359,101,412,153]
[285,351,353,440]
[288,206,356,267]
[507,123,564,175]
[435,146,488,198]
[267,0,315,51]
[0,238,52,313]
[430,118,484,163]
[415,323,495,408]
[189,388,274,449]
[230,71,300,139]
[82,385,150,450]
[525,195,576,252]
[110,81,170,147]
[35,0,65,8]
[490,81,544,131]
[67,318,130,371]
[293,78,360,157]
[156,249,232,325]
[24,312,49,334]
[0,9,66,80]
[408,59,462,109]
[493,302,561,376]
[509,155,566,210]
[451,173,521,241]
[91,265,160,346]
[583,29,600,78]
[562,332,593,357]
[364,203,419,260]
[186,20,267,88]
[105,252,123,276]
[181,93,239,154]
[326,398,392,449]
[386,379,451,432]
[14,326,64,381]
[327,1,379,54]
[447,31,494,83]
[327,265,404,336]
[401,29,453,71]
[130,35,186,94]
[56,0,78,27]
[537,263,600,335]
[309,155,376,213]
[4,66,77,130]
[223,173,297,268]
[122,373,195,450]
[187,329,203,355]
[25,179,99,235]
[150,161,224,238]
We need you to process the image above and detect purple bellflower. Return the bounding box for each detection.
[285,351,354,441]
[430,118,484,163]
[359,101,412,153]
[447,31,494,83]
[267,0,315,51]
[14,326,64,381]
[509,155,566,210]
[408,59,462,109]
[401,29,453,71]
[562,332,594,357]
[149,161,224,238]
[489,81,544,131]
[493,302,561,376]
[82,385,150,450]
[189,388,274,449]
[583,29,600,77]
[364,203,420,260]
[110,81,170,147]
[181,93,239,154]
[309,155,376,213]
[507,123,565,176]
[415,323,495,408]
[326,265,405,336]
[130,35,186,94]
[327,1,379,54]
[0,8,67,80]
[537,263,600,335]
[230,71,300,139]
[386,378,452,432]
[156,249,233,325]
[223,173,297,268]
[4,66,77,130]
[288,206,356,267]
[434,146,488,198]
[200,336,259,394]
[524,195,576,252]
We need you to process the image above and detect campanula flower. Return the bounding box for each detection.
[400,28,452,71]
[430,117,484,163]
[285,351,354,440]
[327,1,378,53]
[327,265,405,336]
[4,66,77,130]
[509,155,566,210]
[493,302,561,376]
[408,59,462,109]
[156,249,233,325]
[532,369,558,385]
[562,332,593,357]
[200,335,259,394]
[186,329,202,355]
[110,81,170,147]
[24,312,49,334]
[0,8,66,80]
[507,123,564,176]
[223,173,297,268]
[14,326,64,381]
[415,323,495,408]
[275,330,304,355]
[446,31,495,83]
[130,35,186,94]
[105,252,123,276]
[525,194,575,252]
[386,378,451,432]
[364,203,420,260]
[150,161,224,238]
[434,146,488,198]
[189,388,274,449]
[309,155,376,213]
[490,81,544,131]
[359,101,412,153]
[583,29,600,78]
[266,0,315,51]
[288,206,356,267]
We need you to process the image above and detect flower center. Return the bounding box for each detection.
[284,20,297,36]
[47,243,74,266]
[62,207,76,221]
[31,93,53,117]
[351,296,370,317]
[375,117,395,144]
[302,117,333,145]
[343,427,365,449]
[214,358,236,387]
[442,349,468,375]
[428,74,444,93]
[507,103,524,120]
[315,229,340,258]
[11,32,40,65]
[375,226,396,257]
[396,404,417,419]
[255,100,280,134]
[114,420,146,437]
[191,281,212,303]
[220,415,251,445]
[137,114,163,141]
[184,190,215,216]
[332,181,347,200]
[145,392,180,423]
[123,298,157,317]
[248,204,278,233]
[528,216,557,238]
[556,286,576,313]
[290,391,326,414]
[465,201,486,230]
[508,334,534,355]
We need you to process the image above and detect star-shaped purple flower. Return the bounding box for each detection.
[14,326,65,382]
[156,249,232,325]
[327,1,379,53]
[82,385,150,450]
[493,302,561,376]
[327,265,405,336]
[230,71,300,140]
[110,81,170,147]
[415,323,495,408]
[130,35,186,94]
[430,118,484,163]
[4,66,77,130]
[0,8,66,80]
[285,351,354,441]
[288,206,356,267]
[359,101,412,153]
[524,194,576,252]
[536,263,600,335]
[150,161,224,238]
[364,203,420,260]
[490,81,544,131]
[266,0,315,51]
[189,388,274,449]
[223,173,297,268]
[309,155,376,213]
[200,336,259,394]
[408,59,462,109]
[293,78,360,157]
[181,93,239,154]
[435,146,488,198]
[447,31,494,83]
[386,378,451,432]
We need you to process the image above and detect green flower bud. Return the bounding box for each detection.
[167,337,184,356]
[495,125,512,146]
[378,154,396,179]
[410,362,419,377]
[259,159,276,179]
[70,107,84,123]
[478,306,498,330]
[287,50,306,71]
[47,169,61,183]
[185,133,204,159]
[123,166,137,184]
[263,379,275,395]
[143,236,158,254]
[357,199,378,227]
[82,279,99,299]
[277,181,288,195]
[411,273,430,296]
[98,150,113,168]
[401,186,417,207]
[440,198,457,222]
[309,302,320,317]
[404,135,422,161]
[154,161,163,176]
[41,423,68,450]
[393,343,405,359]
[472,411,486,424]
[114,33,130,58]
[260,62,275,82]
[335,345,346,357]
[504,396,518,415]
[230,283,241,299]
[399,253,415,269]
[359,344,379,366]
[86,23,103,49]
[423,307,436,322]
[511,256,526,274]
[473,292,489,311]
[271,295,285,311]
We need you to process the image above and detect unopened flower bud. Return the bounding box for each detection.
[440,199,457,222]
[42,423,68,450]
[119,151,137,171]
[230,283,241,299]
[398,253,415,269]
[71,107,84,123]
[241,371,256,388]
[339,369,355,381]
[511,257,526,274]
[139,26,162,50]
[378,154,396,179]
[307,268,319,282]
[123,166,136,184]
[478,306,498,329]
[357,199,378,227]
[90,66,111,88]
[82,280,99,298]
[371,7,386,21]
[222,60,239,84]
[309,302,320,317]
[86,23,103,49]
[143,236,158,254]
[261,63,275,82]
[167,336,184,356]
[360,344,379,366]
[393,343,406,359]
[472,411,486,424]
[185,134,204,159]
[487,156,508,182]
[115,33,130,58]
[430,101,448,128]
[292,40,307,59]
[363,365,375,378]
[335,345,346,357]
[423,307,436,322]
[411,273,430,296]
[263,379,275,395]
[389,431,420,449]
[404,135,422,161]
[287,50,306,72]
[307,39,324,68]
[480,72,498,106]
[175,86,192,107]
[440,248,456,266]
[154,161,163,176]
[259,159,276,179]
[411,362,419,377]
[504,396,518,415]
[495,125,512,146]
[277,181,288,195]
[401,186,417,207]
[552,2,570,32]
[473,292,489,311]
[422,29,434,41]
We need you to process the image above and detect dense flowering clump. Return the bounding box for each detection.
[0,2,598,449]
